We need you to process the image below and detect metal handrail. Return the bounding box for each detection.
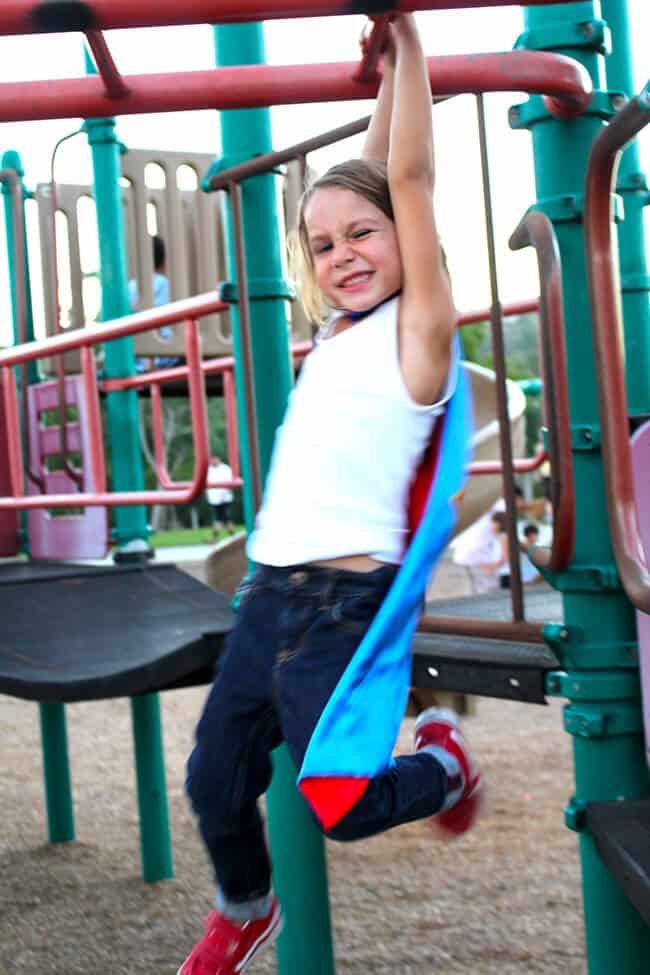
[470,444,547,477]
[84,30,130,99]
[0,293,227,509]
[0,1,587,36]
[584,81,650,613]
[510,210,575,573]
[0,51,592,124]
[355,15,391,84]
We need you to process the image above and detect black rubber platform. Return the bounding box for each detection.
[587,799,650,926]
[0,561,233,703]
[414,585,563,704]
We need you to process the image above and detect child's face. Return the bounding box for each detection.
[304,187,402,313]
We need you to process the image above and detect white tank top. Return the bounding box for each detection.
[247,296,457,566]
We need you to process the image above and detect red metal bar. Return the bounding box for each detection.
[355,16,391,85]
[418,614,546,644]
[0,307,217,508]
[470,444,547,476]
[0,292,228,368]
[223,369,240,480]
[80,345,107,492]
[100,341,312,392]
[50,130,86,490]
[0,52,592,123]
[0,0,577,35]
[84,30,130,99]
[584,84,650,613]
[150,383,166,486]
[0,168,40,492]
[209,115,371,191]
[148,367,243,493]
[2,366,22,496]
[510,210,575,574]
[229,181,264,512]
[457,298,539,327]
[476,92,524,620]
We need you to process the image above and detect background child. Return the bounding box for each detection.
[178,16,482,975]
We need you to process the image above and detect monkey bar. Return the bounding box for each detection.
[0,51,592,123]
[0,0,577,35]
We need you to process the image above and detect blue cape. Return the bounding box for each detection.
[298,343,473,829]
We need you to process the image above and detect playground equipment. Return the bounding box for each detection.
[1,2,650,975]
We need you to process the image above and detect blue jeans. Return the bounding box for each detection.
[186,563,449,903]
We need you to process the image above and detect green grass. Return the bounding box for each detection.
[149,526,243,548]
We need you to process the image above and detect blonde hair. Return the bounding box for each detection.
[288,159,394,325]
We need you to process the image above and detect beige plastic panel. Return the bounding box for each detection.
[120,148,229,357]
[36,182,87,373]
[34,148,312,373]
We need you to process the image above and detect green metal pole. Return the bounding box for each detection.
[211,23,334,975]
[514,5,650,973]
[39,701,75,843]
[84,48,171,883]
[82,49,150,558]
[130,694,173,882]
[600,0,650,413]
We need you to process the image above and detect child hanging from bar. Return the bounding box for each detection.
[178,15,482,975]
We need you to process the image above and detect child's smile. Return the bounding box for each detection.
[305,187,402,312]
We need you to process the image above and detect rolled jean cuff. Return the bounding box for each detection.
[216,886,274,922]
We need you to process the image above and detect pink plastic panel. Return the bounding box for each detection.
[631,420,650,767]
[0,372,19,555]
[27,376,108,560]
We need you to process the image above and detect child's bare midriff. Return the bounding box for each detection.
[312,555,390,572]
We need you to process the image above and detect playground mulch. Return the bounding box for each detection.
[1,688,585,974]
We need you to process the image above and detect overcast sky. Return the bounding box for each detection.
[1,3,649,344]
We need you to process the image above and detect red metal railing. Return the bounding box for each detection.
[510,210,574,573]
[457,298,539,327]
[355,15,392,84]
[0,293,227,509]
[84,30,130,99]
[585,82,650,613]
[0,0,581,35]
[0,52,591,123]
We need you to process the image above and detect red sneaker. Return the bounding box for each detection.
[178,897,282,975]
[414,707,483,838]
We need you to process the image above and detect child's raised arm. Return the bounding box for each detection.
[362,31,395,162]
[388,15,456,406]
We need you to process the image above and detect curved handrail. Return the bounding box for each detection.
[509,210,575,573]
[470,443,547,477]
[0,293,227,508]
[584,81,650,612]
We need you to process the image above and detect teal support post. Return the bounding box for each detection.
[130,694,173,883]
[212,23,334,975]
[39,702,75,843]
[82,49,149,554]
[515,4,650,973]
[600,0,650,412]
[84,49,171,883]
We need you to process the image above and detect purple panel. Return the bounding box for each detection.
[27,377,108,560]
[631,420,650,768]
